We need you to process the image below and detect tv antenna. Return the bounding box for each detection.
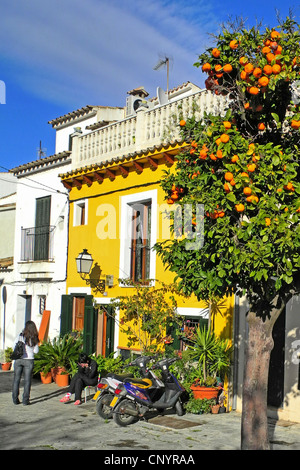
[37,140,47,159]
[153,56,171,94]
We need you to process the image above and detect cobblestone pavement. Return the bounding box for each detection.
[1,370,299,455]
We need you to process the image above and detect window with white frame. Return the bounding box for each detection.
[119,190,157,283]
[73,199,88,226]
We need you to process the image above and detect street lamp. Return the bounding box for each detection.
[75,249,113,294]
[76,249,93,277]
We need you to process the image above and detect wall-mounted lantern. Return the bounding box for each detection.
[75,249,113,293]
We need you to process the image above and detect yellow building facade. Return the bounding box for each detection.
[58,83,233,358]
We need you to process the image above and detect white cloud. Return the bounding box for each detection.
[0,0,218,107]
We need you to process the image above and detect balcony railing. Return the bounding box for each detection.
[71,89,226,170]
[21,225,55,262]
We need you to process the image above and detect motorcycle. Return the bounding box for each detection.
[110,357,185,426]
[93,355,161,419]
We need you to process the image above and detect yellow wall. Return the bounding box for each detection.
[64,149,234,350]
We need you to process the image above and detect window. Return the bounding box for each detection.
[34,196,51,261]
[130,201,151,281]
[74,200,87,226]
[119,190,157,283]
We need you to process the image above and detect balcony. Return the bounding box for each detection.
[21,225,55,262]
[71,89,226,171]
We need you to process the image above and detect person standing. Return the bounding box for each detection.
[12,321,39,405]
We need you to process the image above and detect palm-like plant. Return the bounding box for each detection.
[34,333,83,376]
[187,326,232,383]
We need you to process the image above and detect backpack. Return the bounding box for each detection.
[11,336,25,360]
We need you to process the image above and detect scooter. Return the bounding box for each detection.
[93,355,161,419]
[110,357,185,426]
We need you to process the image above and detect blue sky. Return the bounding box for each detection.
[0,0,299,171]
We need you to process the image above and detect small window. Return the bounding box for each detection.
[74,200,87,226]
[130,201,151,282]
[39,295,46,315]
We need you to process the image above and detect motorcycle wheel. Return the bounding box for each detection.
[113,399,138,427]
[96,393,114,419]
[175,399,184,416]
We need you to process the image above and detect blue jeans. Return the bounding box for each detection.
[12,359,34,404]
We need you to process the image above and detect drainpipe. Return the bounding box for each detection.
[232,294,240,410]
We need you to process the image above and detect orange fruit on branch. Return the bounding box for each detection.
[223,63,233,73]
[270,30,280,39]
[249,86,259,95]
[253,67,262,78]
[223,121,232,129]
[230,39,238,49]
[244,63,254,74]
[212,48,221,58]
[235,203,245,212]
[220,133,230,143]
[202,62,212,72]
[231,154,239,163]
[247,163,256,172]
[180,120,186,126]
[258,122,265,131]
[243,187,252,196]
[263,64,273,75]
[239,56,248,65]
[258,76,269,87]
[272,64,281,74]
[225,172,234,182]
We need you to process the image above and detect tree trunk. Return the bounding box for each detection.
[241,312,274,450]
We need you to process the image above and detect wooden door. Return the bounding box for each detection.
[72,296,85,331]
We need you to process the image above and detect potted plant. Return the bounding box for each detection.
[1,347,13,370]
[34,333,83,386]
[186,326,232,400]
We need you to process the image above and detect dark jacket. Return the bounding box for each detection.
[77,359,98,380]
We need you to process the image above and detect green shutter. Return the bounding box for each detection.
[83,296,96,355]
[34,196,51,260]
[60,295,73,336]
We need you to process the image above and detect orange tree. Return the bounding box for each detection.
[155,16,300,450]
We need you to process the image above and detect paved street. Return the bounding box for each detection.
[1,369,299,455]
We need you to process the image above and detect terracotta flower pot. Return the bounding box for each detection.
[40,372,52,384]
[55,368,69,387]
[190,385,220,400]
[1,362,11,371]
[211,404,220,414]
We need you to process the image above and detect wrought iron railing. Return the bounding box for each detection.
[21,225,55,262]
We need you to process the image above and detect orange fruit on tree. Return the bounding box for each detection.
[191,140,198,148]
[239,56,248,65]
[270,30,280,39]
[272,63,281,74]
[216,149,223,158]
[223,63,233,73]
[220,133,229,143]
[249,86,259,95]
[224,183,231,193]
[263,64,273,75]
[266,52,275,63]
[231,154,239,163]
[244,63,254,74]
[265,218,271,226]
[212,48,221,58]
[202,62,212,72]
[216,137,222,146]
[243,187,252,196]
[230,39,238,49]
[291,119,300,129]
[215,64,222,72]
[210,153,217,160]
[262,46,271,54]
[235,203,245,212]
[241,172,249,178]
[247,163,256,172]
[200,148,208,159]
[180,120,186,126]
[223,121,232,129]
[167,198,174,204]
[240,70,248,80]
[258,122,265,131]
[225,172,234,181]
[253,67,262,78]
[258,76,269,87]
[244,102,251,110]
[230,179,236,186]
